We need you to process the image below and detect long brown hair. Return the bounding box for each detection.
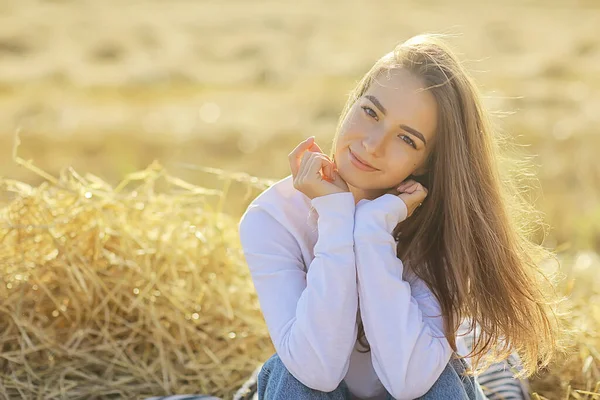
[330,34,563,375]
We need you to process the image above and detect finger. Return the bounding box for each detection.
[410,183,427,198]
[310,154,334,180]
[397,179,417,192]
[323,160,335,182]
[288,137,315,176]
[308,141,324,154]
[398,184,428,208]
[309,142,335,169]
[300,153,332,181]
[297,149,315,180]
[404,183,419,194]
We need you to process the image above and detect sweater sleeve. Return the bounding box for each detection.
[238,192,358,392]
[353,194,453,400]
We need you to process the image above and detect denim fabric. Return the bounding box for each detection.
[257,353,488,400]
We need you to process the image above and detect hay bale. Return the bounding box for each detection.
[0,160,274,399]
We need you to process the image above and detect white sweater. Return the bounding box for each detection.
[238,175,471,400]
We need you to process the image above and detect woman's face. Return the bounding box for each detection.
[334,68,438,199]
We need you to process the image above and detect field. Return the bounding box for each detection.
[0,0,599,398]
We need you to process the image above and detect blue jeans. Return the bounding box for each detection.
[257,353,488,400]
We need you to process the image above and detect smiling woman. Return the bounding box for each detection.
[236,33,563,400]
[146,33,562,400]
[332,68,438,202]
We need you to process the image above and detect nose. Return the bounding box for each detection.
[362,129,386,156]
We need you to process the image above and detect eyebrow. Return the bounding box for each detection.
[365,95,428,147]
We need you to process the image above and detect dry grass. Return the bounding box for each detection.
[0,151,276,399]
[0,148,598,399]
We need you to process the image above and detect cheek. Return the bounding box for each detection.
[385,150,415,176]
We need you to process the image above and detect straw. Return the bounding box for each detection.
[0,154,273,399]
[0,137,598,399]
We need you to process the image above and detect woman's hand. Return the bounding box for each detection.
[289,137,349,200]
[387,179,428,218]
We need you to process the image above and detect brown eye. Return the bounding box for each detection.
[361,106,378,121]
[399,134,417,149]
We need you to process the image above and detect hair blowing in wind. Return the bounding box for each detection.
[330,33,565,376]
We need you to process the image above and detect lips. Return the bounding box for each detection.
[349,148,378,170]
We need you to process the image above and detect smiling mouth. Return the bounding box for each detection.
[349,148,379,171]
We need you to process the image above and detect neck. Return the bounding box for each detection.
[348,184,387,205]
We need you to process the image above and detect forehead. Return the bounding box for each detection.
[364,68,438,143]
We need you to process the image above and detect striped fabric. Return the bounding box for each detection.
[143,364,262,400]
[459,322,530,400]
[478,352,530,400]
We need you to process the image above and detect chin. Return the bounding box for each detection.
[338,166,383,191]
[336,148,385,189]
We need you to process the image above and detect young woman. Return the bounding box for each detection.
[238,34,560,399]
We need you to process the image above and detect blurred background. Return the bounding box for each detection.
[1,0,600,398]
[0,0,598,249]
